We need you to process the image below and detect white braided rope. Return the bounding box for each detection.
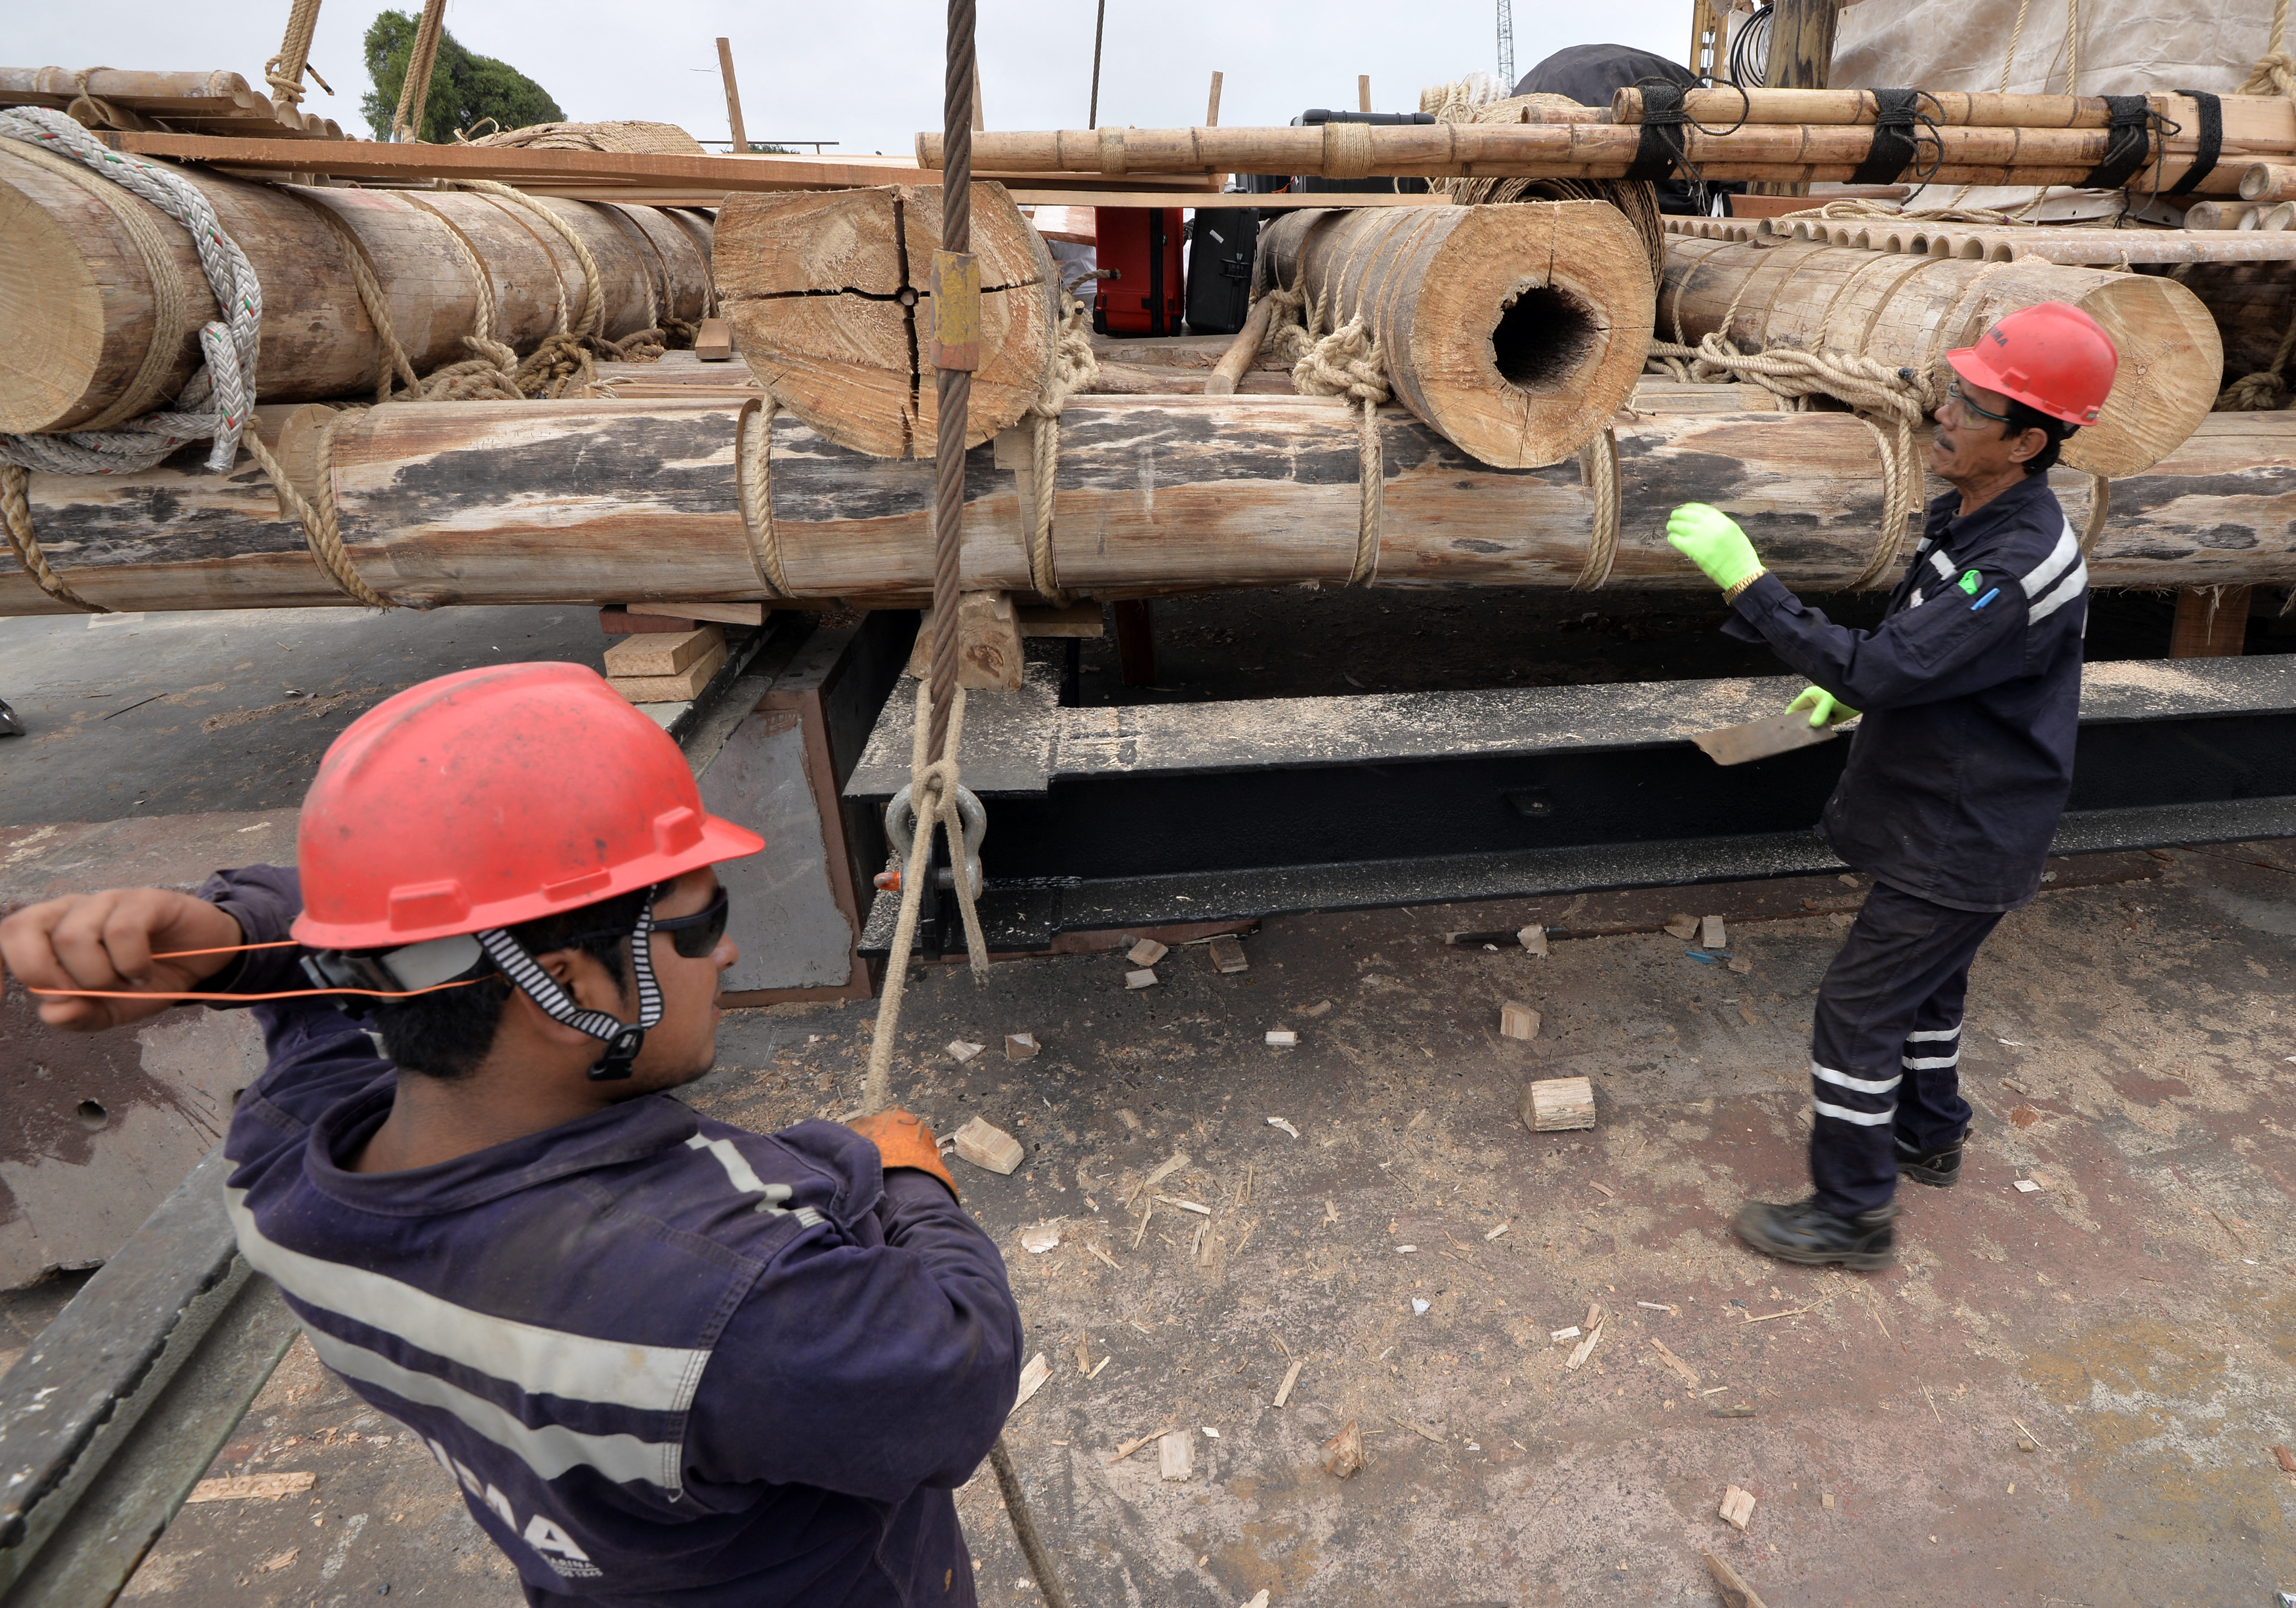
[0,107,262,476]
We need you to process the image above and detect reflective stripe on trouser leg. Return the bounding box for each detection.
[1805,882,2005,1216]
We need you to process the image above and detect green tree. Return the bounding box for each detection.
[359,10,564,142]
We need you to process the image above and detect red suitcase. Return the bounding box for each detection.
[1092,207,1185,337]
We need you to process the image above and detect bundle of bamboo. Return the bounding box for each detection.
[7,394,2291,615]
[0,151,712,436]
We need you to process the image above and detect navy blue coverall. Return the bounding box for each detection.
[1721,471,2089,1213]
[209,865,1024,1608]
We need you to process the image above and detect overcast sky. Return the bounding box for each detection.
[15,1,1687,157]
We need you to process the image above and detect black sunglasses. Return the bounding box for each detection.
[563,882,731,959]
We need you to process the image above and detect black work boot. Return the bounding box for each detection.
[1732,1197,1896,1269]
[1895,1135,1964,1188]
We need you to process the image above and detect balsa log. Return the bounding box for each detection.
[920,121,2244,193]
[0,148,713,435]
[1254,203,1652,468]
[712,184,1057,459]
[9,398,2295,615]
[1658,235,2221,478]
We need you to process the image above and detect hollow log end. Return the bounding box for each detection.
[0,162,115,434]
[1412,200,1658,469]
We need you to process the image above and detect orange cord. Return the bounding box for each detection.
[26,978,485,1004]
[148,938,302,960]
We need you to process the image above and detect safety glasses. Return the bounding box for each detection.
[1946,377,2013,426]
[648,882,731,959]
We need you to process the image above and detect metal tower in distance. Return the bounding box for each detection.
[1496,0,1515,92]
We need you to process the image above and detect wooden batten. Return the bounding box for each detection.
[1658,234,2222,478]
[1256,202,1653,468]
[713,184,1059,459]
[9,399,2296,616]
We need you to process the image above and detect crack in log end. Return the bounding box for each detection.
[1490,283,1603,392]
[894,194,918,459]
[724,285,915,304]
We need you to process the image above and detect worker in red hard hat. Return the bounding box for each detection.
[0,662,1022,1607]
[1661,301,2118,1269]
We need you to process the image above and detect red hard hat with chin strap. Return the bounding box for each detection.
[1946,300,2118,426]
[292,663,764,1078]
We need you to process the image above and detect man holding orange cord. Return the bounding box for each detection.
[1,663,1021,1607]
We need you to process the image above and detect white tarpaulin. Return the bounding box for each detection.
[1834,0,2282,98]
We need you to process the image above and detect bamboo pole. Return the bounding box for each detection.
[1658,234,2222,478]
[1256,202,1653,468]
[0,149,713,435]
[918,120,2244,191]
[10,398,2294,615]
[1748,0,1836,199]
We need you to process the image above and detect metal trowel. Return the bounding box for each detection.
[1691,709,1845,766]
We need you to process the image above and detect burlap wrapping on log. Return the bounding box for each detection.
[468,121,705,155]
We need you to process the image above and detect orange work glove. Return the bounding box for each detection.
[846,1108,959,1200]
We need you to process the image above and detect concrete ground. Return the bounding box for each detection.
[3,594,2293,1605]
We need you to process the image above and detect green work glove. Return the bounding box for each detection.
[1665,503,1764,593]
[1788,686,1860,728]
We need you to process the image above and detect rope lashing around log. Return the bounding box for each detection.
[1021,296,1101,603]
[0,466,108,613]
[0,108,260,480]
[239,409,398,611]
[1259,283,1391,588]
[735,400,792,600]
[1572,426,1622,592]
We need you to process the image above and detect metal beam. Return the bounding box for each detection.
[850,660,2296,951]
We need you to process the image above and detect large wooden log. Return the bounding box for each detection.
[0,149,714,435]
[1254,203,1652,468]
[8,397,2293,615]
[920,119,2245,194]
[711,184,1057,459]
[1658,235,2222,479]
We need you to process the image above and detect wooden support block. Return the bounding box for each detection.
[1521,1075,1595,1132]
[605,625,726,678]
[1017,603,1105,637]
[1127,938,1169,965]
[1663,913,1698,939]
[951,1116,1025,1174]
[1702,914,1727,949]
[2169,585,2251,657]
[1206,936,1249,974]
[906,592,1027,690]
[1006,1033,1040,1060]
[693,316,734,361]
[1499,1001,1540,1041]
[630,600,766,627]
[1126,968,1159,989]
[1719,1485,1757,1530]
[600,607,698,634]
[1159,1428,1194,1481]
[606,642,728,704]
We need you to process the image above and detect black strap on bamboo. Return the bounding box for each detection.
[1626,82,1689,182]
[2081,95,2154,191]
[1848,89,1923,186]
[2163,90,2223,197]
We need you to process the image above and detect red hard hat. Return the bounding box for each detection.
[1946,300,2118,426]
[292,663,764,951]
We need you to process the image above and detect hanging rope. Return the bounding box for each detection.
[2239,0,2295,98]
[264,0,323,110]
[0,108,260,478]
[1021,295,1099,602]
[390,0,448,144]
[1,466,110,613]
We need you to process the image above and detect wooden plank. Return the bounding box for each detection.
[607,642,726,702]
[97,131,1216,194]
[1523,1076,1595,1131]
[953,1116,1025,1174]
[2169,587,2251,657]
[604,625,724,677]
